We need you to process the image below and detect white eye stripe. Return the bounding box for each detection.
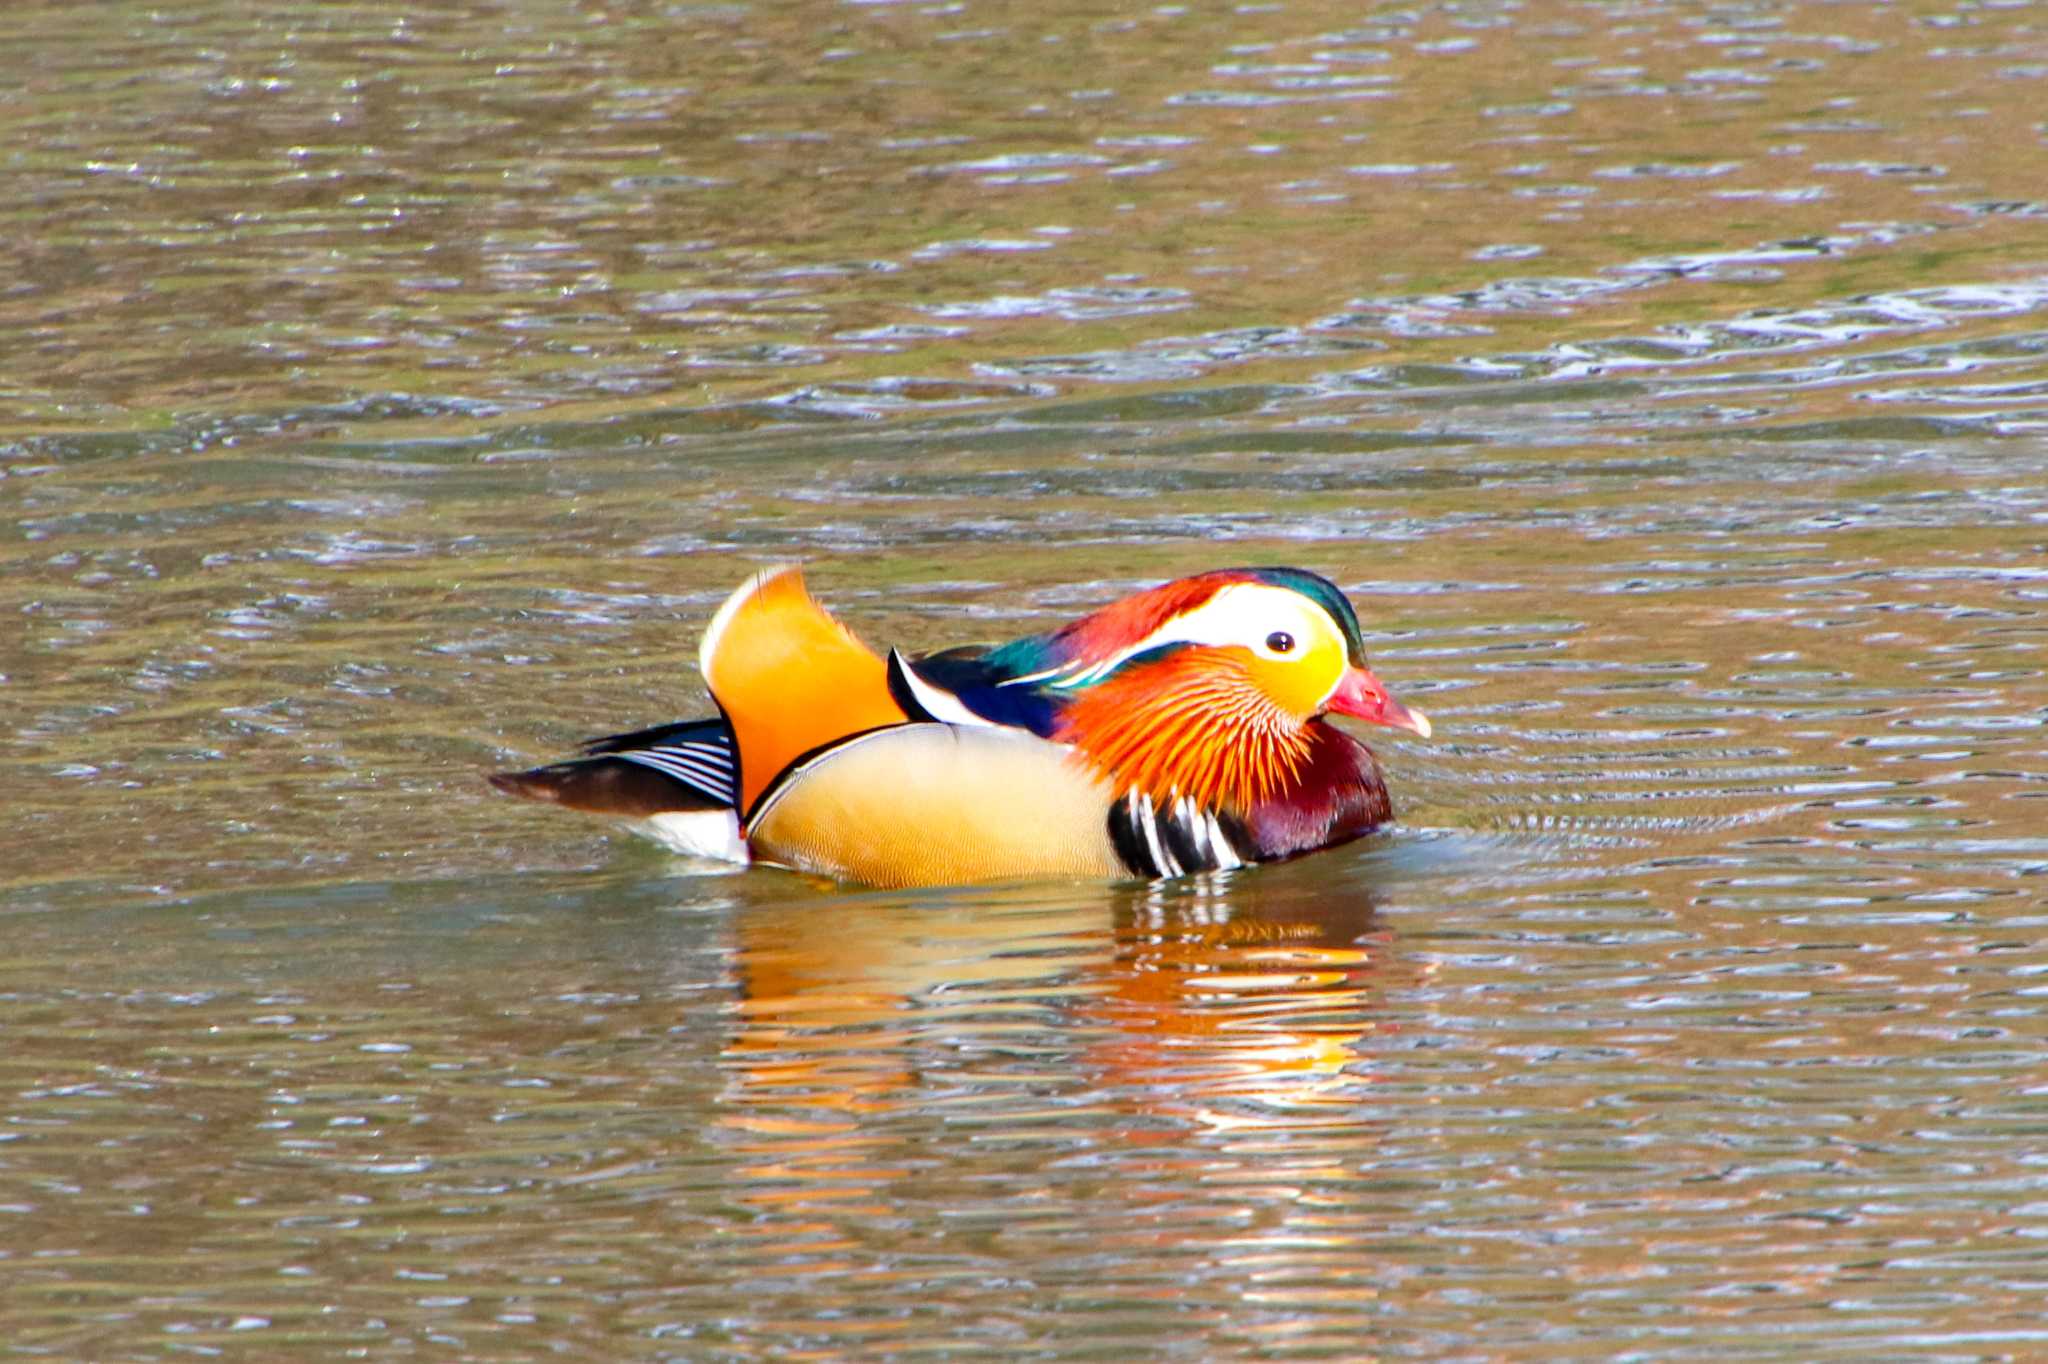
[1019,584,1339,690]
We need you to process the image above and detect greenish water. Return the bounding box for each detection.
[5,0,2048,1357]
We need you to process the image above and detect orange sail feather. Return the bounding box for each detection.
[698,565,908,813]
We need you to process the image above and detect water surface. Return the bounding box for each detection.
[5,0,2048,1357]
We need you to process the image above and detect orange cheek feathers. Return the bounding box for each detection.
[1057,652,1313,813]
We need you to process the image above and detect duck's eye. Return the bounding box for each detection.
[1266,631,1295,654]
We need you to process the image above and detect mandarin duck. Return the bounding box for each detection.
[489,566,1430,887]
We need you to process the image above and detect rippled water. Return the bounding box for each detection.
[6,0,2048,1357]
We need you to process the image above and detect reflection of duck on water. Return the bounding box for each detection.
[1090,869,1386,1129]
[712,862,1387,1169]
[718,882,1114,1127]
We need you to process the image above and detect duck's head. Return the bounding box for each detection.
[1029,568,1430,809]
[1037,567,1430,732]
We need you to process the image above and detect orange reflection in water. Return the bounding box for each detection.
[711,868,1388,1212]
[699,867,1394,1354]
[1087,873,1385,1132]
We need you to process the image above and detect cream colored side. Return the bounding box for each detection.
[747,725,1127,888]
